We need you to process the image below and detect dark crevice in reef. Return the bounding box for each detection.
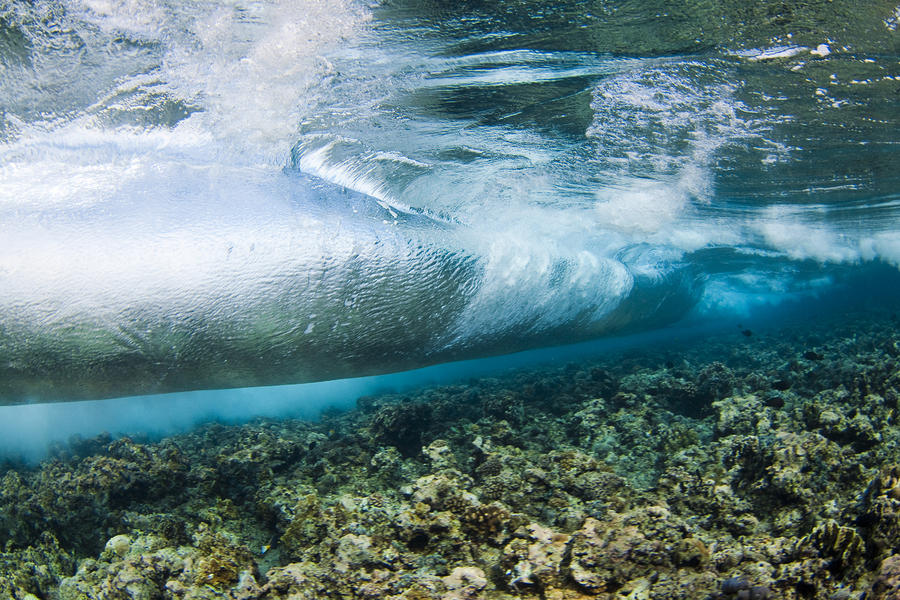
[3,309,900,599]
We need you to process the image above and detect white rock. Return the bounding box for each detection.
[104,534,132,558]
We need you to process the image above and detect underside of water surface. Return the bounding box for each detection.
[0,0,898,404]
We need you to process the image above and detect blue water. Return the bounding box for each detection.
[1,263,896,462]
[0,0,898,456]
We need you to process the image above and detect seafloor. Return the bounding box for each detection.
[2,308,900,600]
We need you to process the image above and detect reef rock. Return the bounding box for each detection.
[870,554,900,600]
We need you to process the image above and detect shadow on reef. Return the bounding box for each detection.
[2,310,900,599]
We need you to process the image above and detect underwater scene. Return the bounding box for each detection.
[1,0,900,598]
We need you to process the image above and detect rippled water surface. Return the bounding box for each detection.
[0,0,898,406]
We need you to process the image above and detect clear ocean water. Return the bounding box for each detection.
[0,0,898,458]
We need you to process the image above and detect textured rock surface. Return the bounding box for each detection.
[1,310,899,599]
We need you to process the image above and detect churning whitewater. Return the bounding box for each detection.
[0,0,898,404]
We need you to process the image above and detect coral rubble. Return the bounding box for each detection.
[1,310,900,599]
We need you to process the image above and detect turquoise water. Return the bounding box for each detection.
[0,1,898,453]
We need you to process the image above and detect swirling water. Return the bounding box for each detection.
[0,0,898,453]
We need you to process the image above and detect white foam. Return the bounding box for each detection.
[447,216,635,347]
[9,0,369,163]
[581,60,900,269]
[74,0,169,35]
[165,0,369,161]
[593,179,685,234]
[810,43,832,57]
[861,232,900,266]
[758,220,860,263]
[731,45,809,61]
[586,65,746,241]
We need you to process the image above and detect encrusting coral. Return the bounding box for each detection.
[1,309,899,599]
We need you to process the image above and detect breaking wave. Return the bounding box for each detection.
[0,0,898,405]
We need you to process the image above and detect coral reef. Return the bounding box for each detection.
[1,309,899,599]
